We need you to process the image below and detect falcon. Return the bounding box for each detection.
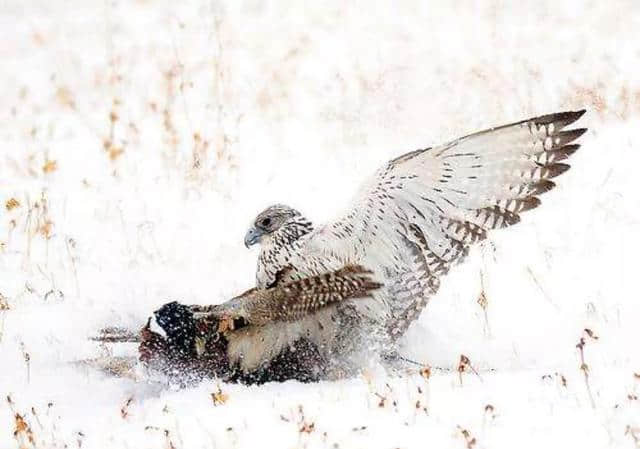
[229,109,587,375]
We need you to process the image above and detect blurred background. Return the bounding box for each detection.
[1,1,639,448]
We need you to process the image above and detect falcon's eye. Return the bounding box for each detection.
[233,317,249,330]
[260,218,272,228]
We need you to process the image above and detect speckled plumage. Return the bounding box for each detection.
[233,110,587,374]
[197,265,381,327]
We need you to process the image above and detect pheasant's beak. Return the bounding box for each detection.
[244,226,263,248]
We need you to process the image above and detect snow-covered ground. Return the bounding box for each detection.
[1,1,639,447]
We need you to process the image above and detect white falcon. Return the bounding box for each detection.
[230,110,587,375]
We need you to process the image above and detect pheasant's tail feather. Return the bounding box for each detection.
[90,326,142,343]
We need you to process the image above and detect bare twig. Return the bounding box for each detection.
[526,266,559,310]
[120,396,134,419]
[626,425,640,448]
[457,426,477,449]
[477,270,491,336]
[19,341,31,384]
[297,406,315,434]
[458,354,482,386]
[576,328,599,408]
[66,237,80,297]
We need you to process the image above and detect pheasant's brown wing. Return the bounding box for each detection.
[208,265,382,328]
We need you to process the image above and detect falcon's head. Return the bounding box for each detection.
[244,204,313,248]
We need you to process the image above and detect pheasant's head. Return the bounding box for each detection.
[139,301,233,382]
[244,204,313,249]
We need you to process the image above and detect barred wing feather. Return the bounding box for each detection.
[306,110,587,337]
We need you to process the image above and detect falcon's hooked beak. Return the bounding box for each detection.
[244,226,263,248]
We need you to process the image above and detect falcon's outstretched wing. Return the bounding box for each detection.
[306,110,587,337]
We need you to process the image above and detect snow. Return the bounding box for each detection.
[1,1,640,448]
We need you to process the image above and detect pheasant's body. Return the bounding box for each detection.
[134,266,382,382]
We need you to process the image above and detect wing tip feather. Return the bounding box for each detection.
[552,144,581,162]
[556,128,587,146]
[546,162,571,178]
[520,196,541,212]
[531,179,556,195]
[535,109,586,126]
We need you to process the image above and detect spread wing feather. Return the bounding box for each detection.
[306,110,587,336]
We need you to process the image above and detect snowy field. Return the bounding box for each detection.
[1,1,640,448]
